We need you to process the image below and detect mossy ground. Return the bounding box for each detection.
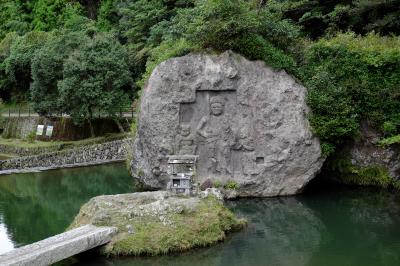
[325,156,400,189]
[70,194,246,257]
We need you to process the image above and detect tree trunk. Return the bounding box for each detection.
[114,118,125,133]
[88,119,95,138]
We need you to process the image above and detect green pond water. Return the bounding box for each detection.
[1,164,400,266]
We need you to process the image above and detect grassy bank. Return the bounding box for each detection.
[70,193,246,257]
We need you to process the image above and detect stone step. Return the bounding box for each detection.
[0,225,117,266]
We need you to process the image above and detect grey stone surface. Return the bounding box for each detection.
[0,138,133,173]
[131,51,323,196]
[349,122,400,180]
[0,225,117,266]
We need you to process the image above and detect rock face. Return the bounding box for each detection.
[132,51,324,197]
[349,122,400,180]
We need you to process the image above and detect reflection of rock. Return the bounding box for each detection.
[222,198,323,266]
[132,51,324,196]
[79,197,322,266]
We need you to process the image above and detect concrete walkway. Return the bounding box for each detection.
[0,225,117,266]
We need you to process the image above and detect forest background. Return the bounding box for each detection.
[0,0,399,156]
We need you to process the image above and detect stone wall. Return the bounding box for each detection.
[0,143,63,157]
[0,138,133,173]
[2,117,131,141]
[0,134,129,157]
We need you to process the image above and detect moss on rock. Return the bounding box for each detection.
[69,191,246,257]
[325,156,400,189]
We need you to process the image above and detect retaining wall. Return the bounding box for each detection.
[2,117,131,140]
[0,138,133,173]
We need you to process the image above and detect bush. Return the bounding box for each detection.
[4,31,49,101]
[224,180,239,190]
[325,155,398,189]
[304,32,400,149]
[26,130,36,143]
[383,121,397,137]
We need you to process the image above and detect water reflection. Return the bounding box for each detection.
[304,188,400,266]
[79,197,323,266]
[2,165,400,266]
[77,188,400,266]
[0,163,135,253]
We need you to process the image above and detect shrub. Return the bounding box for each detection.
[383,121,397,137]
[224,180,239,190]
[26,130,36,143]
[304,32,400,149]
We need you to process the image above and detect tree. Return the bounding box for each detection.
[3,31,48,102]
[32,0,83,31]
[0,32,18,101]
[31,30,90,115]
[58,33,133,135]
[0,0,32,39]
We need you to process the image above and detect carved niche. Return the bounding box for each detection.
[174,90,264,182]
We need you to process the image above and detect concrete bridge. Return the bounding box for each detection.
[0,225,117,266]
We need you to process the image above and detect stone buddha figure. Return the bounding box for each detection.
[196,95,234,175]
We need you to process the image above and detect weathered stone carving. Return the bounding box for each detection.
[131,51,324,196]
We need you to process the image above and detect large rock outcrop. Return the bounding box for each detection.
[131,51,324,197]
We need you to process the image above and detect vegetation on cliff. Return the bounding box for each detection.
[0,0,398,155]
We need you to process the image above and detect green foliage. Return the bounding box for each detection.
[224,180,239,190]
[32,0,83,31]
[326,155,398,189]
[25,130,36,143]
[0,0,398,160]
[212,180,222,188]
[130,120,137,139]
[31,30,90,115]
[0,32,18,101]
[305,32,400,148]
[4,31,49,102]
[96,0,117,31]
[379,134,400,147]
[169,0,300,75]
[58,33,133,125]
[0,1,32,39]
[269,0,400,39]
[383,121,397,136]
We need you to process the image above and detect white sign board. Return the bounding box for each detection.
[46,126,54,137]
[36,125,44,136]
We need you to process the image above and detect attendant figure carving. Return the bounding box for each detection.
[175,124,197,155]
[234,114,257,176]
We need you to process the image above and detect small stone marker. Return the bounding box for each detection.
[45,125,54,137]
[36,125,44,136]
